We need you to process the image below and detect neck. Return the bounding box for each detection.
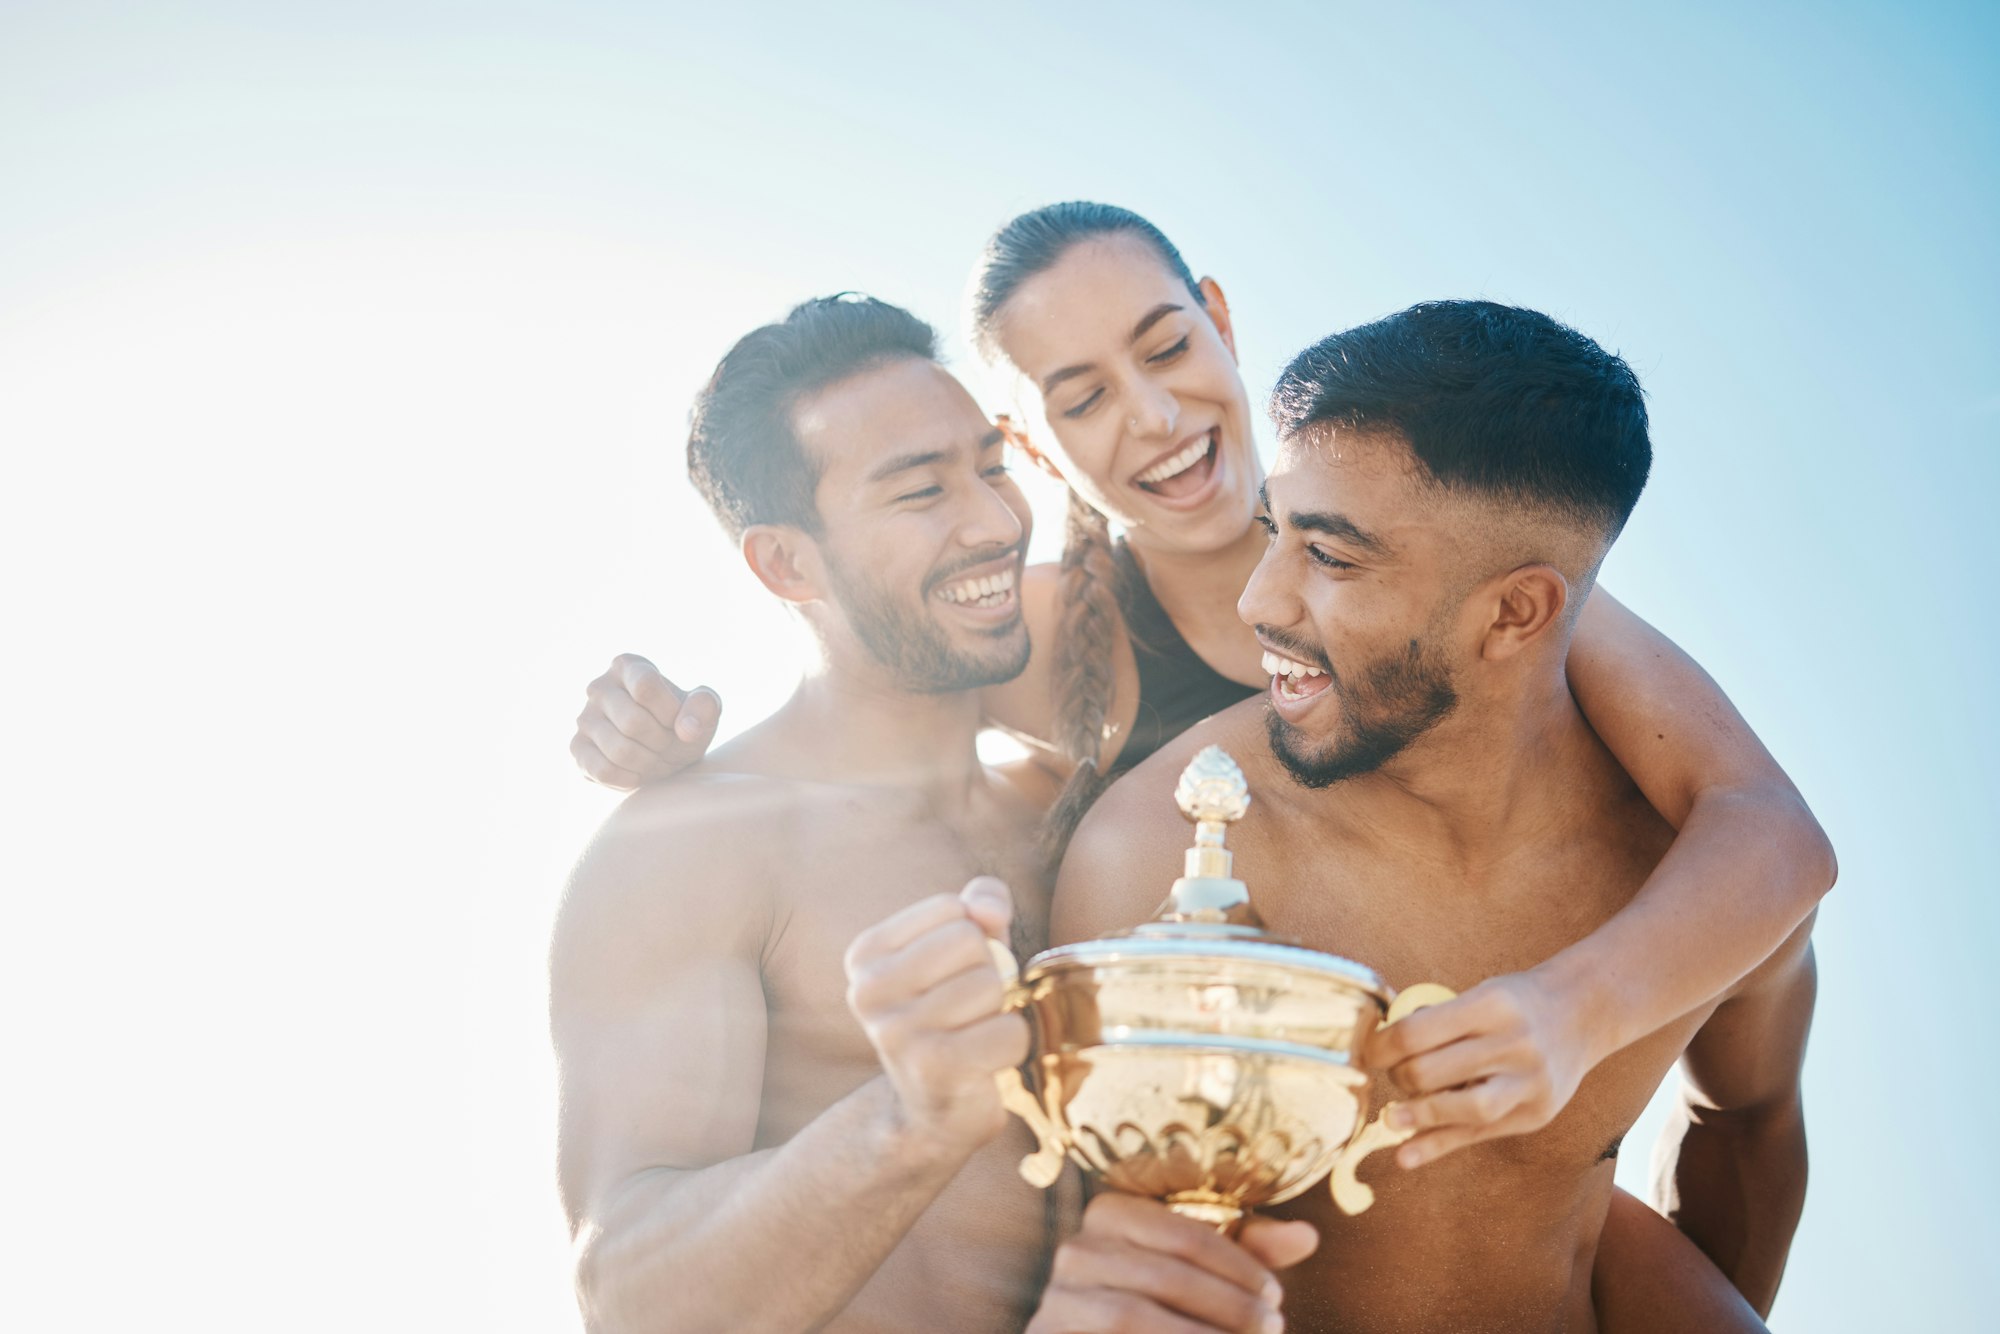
[1313,662,1602,866]
[1125,521,1267,643]
[780,661,991,804]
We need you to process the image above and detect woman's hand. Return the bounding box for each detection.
[1361,971,1599,1168]
[570,653,722,788]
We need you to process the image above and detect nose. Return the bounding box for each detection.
[958,468,1027,552]
[1127,375,1179,440]
[1236,539,1294,630]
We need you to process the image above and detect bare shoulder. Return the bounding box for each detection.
[1052,701,1270,943]
[552,767,806,999]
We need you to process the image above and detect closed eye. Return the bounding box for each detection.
[1146,336,1190,365]
[1308,545,1357,572]
[1061,388,1104,420]
[894,486,943,504]
[1255,513,1277,537]
[982,464,1010,479]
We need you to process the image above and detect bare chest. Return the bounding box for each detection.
[1229,807,1704,1328]
[753,796,1050,1141]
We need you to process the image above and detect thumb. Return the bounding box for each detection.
[959,876,1014,944]
[675,686,723,743]
[1238,1217,1319,1272]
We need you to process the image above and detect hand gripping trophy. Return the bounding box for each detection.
[988,746,1457,1231]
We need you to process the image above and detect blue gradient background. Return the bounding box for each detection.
[2,3,1993,1329]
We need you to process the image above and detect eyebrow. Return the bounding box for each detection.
[1259,481,1391,558]
[866,449,950,484]
[866,430,1003,484]
[1038,302,1187,395]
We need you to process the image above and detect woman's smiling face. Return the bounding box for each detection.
[991,233,1262,554]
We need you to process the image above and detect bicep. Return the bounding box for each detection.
[552,807,771,1223]
[1680,921,1818,1114]
[1567,586,1799,829]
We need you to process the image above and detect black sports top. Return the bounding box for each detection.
[1107,540,1262,777]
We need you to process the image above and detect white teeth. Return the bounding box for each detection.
[1261,649,1324,679]
[937,568,1015,605]
[1136,433,1214,485]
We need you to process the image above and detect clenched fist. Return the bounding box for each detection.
[570,653,721,789]
[844,877,1030,1158]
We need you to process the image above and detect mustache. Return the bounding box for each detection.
[923,543,1025,595]
[1254,625,1332,674]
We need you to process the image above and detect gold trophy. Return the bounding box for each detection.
[990,745,1455,1230]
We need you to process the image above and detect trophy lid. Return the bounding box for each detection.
[1030,746,1390,1001]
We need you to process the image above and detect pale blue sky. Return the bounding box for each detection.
[3,3,1994,1329]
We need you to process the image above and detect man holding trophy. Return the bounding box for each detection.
[1050,301,1814,1331]
[552,291,1817,1330]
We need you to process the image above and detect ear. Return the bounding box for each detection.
[741,524,826,605]
[1479,564,1570,661]
[996,413,1066,483]
[1197,276,1239,363]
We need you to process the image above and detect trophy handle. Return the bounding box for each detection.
[1329,982,1458,1215]
[987,940,1069,1188]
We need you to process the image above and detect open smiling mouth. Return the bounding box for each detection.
[1133,427,1220,501]
[932,565,1017,613]
[1263,648,1333,703]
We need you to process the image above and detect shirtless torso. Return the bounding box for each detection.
[1055,701,1813,1333]
[554,704,1066,1333]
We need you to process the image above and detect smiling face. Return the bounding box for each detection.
[1239,429,1475,787]
[792,357,1034,693]
[990,234,1261,555]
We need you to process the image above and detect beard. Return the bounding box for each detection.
[1264,630,1460,789]
[825,553,1031,695]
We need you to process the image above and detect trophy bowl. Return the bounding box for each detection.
[992,747,1452,1231]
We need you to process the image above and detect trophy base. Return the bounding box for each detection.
[1165,1198,1245,1234]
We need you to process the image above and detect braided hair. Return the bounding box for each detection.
[969,204,1206,858]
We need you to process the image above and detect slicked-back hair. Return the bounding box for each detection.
[968,201,1204,363]
[1269,300,1652,540]
[967,204,1206,862]
[687,293,940,541]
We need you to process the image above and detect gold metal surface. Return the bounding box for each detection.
[992,746,1459,1230]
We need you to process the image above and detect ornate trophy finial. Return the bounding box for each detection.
[1175,745,1252,826]
[1158,746,1261,927]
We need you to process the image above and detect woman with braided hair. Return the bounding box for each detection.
[569,203,1830,1240]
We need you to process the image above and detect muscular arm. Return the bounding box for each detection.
[552,789,966,1333]
[1356,591,1835,1166]
[1652,918,1817,1315]
[1552,588,1835,1059]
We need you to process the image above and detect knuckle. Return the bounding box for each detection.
[870,1010,914,1054]
[1100,1296,1144,1333]
[1212,1289,1262,1330]
[1048,1242,1087,1283]
[843,942,884,989]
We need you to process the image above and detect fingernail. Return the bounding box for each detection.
[1260,1307,1284,1334]
[964,876,1008,907]
[1386,1105,1413,1130]
[1261,1277,1282,1306]
[1397,1145,1422,1169]
[675,717,701,741]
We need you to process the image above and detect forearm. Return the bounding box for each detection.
[577,1077,966,1334]
[1651,1092,1808,1316]
[1530,785,1832,1062]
